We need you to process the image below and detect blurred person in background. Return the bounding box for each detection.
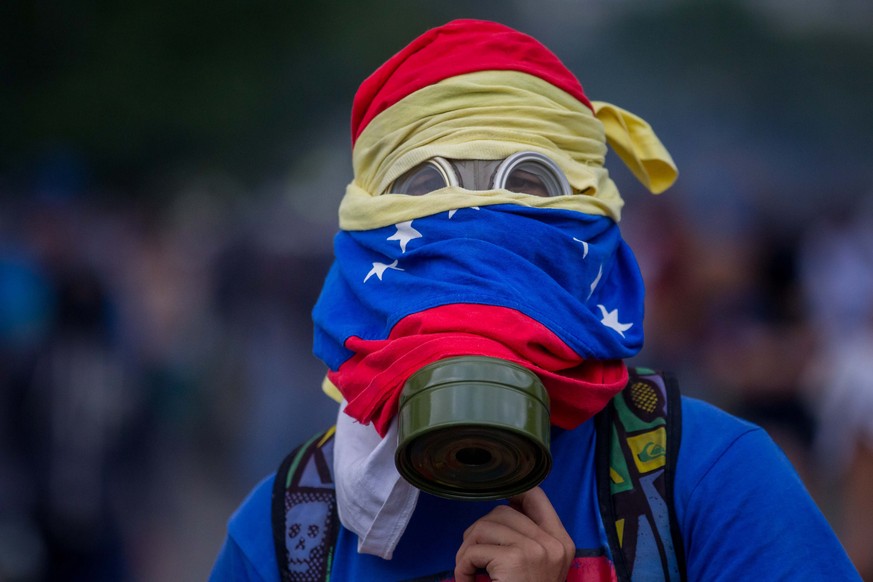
[210,19,858,581]
[799,199,873,580]
[0,142,186,580]
[26,260,130,581]
[13,196,139,581]
[0,227,54,581]
[0,196,137,581]
[699,224,820,494]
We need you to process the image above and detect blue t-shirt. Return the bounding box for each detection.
[209,397,859,581]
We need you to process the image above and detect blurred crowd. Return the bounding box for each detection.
[1,164,872,580]
[626,188,873,579]
[0,155,341,580]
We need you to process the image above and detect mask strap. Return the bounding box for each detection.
[592,101,678,194]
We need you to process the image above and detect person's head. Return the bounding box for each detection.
[314,19,678,497]
[341,18,676,231]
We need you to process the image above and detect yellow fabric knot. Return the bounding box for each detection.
[593,101,678,195]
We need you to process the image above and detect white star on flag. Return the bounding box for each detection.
[588,264,603,300]
[448,207,480,219]
[573,238,589,258]
[597,304,633,337]
[386,220,422,253]
[364,260,403,283]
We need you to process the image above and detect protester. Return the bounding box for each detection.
[210,19,859,581]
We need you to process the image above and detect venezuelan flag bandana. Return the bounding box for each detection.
[313,19,678,437]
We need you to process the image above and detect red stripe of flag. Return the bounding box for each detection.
[330,303,627,436]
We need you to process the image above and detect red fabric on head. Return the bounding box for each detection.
[351,19,593,145]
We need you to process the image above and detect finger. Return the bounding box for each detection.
[462,505,540,542]
[454,542,494,582]
[455,543,524,582]
[458,511,567,579]
[509,487,575,565]
[461,516,538,549]
[508,487,566,540]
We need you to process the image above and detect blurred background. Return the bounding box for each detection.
[2,0,872,579]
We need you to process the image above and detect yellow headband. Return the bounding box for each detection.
[341,70,677,231]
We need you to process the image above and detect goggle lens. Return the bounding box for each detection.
[390,159,455,196]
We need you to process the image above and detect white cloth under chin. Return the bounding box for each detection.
[334,401,420,560]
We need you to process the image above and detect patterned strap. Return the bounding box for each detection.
[595,368,686,582]
[272,427,339,582]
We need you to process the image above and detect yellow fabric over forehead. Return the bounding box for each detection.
[341,70,677,231]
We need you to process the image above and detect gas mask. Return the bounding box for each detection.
[388,153,565,500]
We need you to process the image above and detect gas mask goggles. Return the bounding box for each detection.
[387,151,573,198]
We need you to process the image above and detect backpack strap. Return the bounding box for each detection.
[272,426,339,582]
[595,368,686,582]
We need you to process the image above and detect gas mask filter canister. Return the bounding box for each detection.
[395,356,552,500]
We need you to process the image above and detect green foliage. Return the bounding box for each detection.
[1,0,496,190]
[2,0,870,196]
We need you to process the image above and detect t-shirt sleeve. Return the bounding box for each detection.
[675,397,860,581]
[208,475,279,582]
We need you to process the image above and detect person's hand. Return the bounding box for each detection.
[454,486,575,582]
